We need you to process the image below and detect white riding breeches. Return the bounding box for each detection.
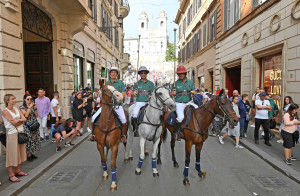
[175,101,199,123]
[91,106,126,124]
[132,102,148,118]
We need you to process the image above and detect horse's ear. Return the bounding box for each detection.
[219,89,224,96]
[99,79,104,89]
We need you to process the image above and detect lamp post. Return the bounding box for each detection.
[136,34,141,82]
[173,28,177,85]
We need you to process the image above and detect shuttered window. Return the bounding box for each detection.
[224,0,240,30]
[203,23,207,47]
[209,9,217,43]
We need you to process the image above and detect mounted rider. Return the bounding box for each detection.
[132,66,155,132]
[91,66,128,143]
[171,65,198,140]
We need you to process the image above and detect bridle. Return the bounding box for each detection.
[150,86,173,111]
[101,87,118,106]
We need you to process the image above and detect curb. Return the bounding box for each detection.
[238,138,300,184]
[0,132,90,196]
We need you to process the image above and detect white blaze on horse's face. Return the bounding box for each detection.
[107,85,123,103]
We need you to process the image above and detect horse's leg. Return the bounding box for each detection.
[110,144,119,191]
[171,136,179,168]
[152,138,160,177]
[183,141,193,186]
[195,143,206,179]
[144,141,149,156]
[97,143,108,180]
[157,140,162,165]
[135,136,146,175]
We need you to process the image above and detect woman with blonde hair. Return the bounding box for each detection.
[2,94,28,182]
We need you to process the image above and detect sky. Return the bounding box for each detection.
[123,0,178,43]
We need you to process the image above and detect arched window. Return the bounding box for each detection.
[141,22,144,28]
[160,21,163,28]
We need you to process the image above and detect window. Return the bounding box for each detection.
[161,41,163,48]
[160,21,163,28]
[183,18,186,38]
[209,10,217,43]
[114,0,118,17]
[141,22,144,28]
[115,29,119,49]
[203,23,207,47]
[197,29,201,52]
[86,62,94,90]
[198,0,201,9]
[73,56,83,91]
[88,0,97,23]
[179,25,181,40]
[224,0,240,30]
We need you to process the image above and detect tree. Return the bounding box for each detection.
[165,43,178,62]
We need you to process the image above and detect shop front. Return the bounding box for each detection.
[73,40,84,91]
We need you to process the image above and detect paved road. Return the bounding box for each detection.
[18,133,300,196]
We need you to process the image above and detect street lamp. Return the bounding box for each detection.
[173,28,177,85]
[99,15,124,32]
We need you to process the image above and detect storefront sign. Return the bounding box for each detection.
[197,64,205,77]
[87,49,95,63]
[73,40,84,57]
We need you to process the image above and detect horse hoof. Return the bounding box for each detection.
[183,179,190,186]
[174,162,179,168]
[153,173,159,177]
[135,170,141,175]
[157,159,162,165]
[144,152,149,156]
[102,175,108,180]
[198,171,206,179]
[129,157,133,161]
[110,186,117,191]
[124,158,129,163]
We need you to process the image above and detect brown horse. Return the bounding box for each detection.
[94,80,128,191]
[158,89,239,186]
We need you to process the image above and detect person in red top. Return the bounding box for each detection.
[281,103,300,165]
[216,87,221,95]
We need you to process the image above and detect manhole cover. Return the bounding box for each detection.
[253,175,287,188]
[45,170,80,183]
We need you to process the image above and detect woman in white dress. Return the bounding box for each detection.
[2,94,28,182]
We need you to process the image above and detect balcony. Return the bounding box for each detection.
[120,53,131,70]
[120,0,130,18]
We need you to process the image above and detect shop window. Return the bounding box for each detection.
[73,56,83,91]
[262,53,282,108]
[87,62,94,90]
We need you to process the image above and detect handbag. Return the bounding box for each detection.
[269,118,276,129]
[27,120,40,132]
[15,126,29,144]
[246,113,252,121]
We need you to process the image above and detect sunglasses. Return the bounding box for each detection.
[26,98,32,101]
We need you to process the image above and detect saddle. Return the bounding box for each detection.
[166,105,195,128]
[131,104,148,129]
[94,110,122,131]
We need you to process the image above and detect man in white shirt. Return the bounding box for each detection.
[251,87,263,127]
[50,91,62,137]
[254,92,272,146]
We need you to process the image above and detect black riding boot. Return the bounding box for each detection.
[173,120,181,141]
[88,124,95,142]
[132,117,139,137]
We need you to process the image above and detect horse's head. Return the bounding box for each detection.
[214,89,239,127]
[153,86,176,111]
[99,80,123,104]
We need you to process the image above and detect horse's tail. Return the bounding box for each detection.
[162,124,168,143]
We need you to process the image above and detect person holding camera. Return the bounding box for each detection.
[20,94,41,161]
[72,92,87,136]
[52,118,77,152]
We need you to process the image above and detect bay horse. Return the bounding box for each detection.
[158,89,238,186]
[94,80,127,191]
[125,86,175,177]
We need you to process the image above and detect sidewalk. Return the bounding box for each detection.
[0,130,90,196]
[224,125,300,183]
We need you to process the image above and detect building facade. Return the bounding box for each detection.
[0,0,130,118]
[177,0,300,104]
[123,10,174,85]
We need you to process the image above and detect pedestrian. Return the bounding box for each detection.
[229,90,242,102]
[20,94,41,162]
[0,109,6,147]
[72,92,86,136]
[132,66,155,132]
[171,66,198,141]
[93,92,101,111]
[2,94,28,183]
[126,86,133,105]
[218,95,244,148]
[50,91,62,130]
[91,67,127,143]
[254,92,272,146]
[265,93,277,140]
[193,89,203,106]
[52,118,77,152]
[281,103,300,165]
[35,88,51,142]
[251,87,262,128]
[278,96,294,144]
[84,88,93,133]
[215,87,221,95]
[238,94,251,138]
[70,91,76,112]
[224,88,229,98]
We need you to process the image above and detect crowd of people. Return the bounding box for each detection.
[0,66,299,185]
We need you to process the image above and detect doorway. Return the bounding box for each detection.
[225,66,241,97]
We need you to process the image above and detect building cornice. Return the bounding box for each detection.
[175,0,190,24]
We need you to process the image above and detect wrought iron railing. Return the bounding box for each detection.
[252,0,268,9]
[121,0,130,11]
